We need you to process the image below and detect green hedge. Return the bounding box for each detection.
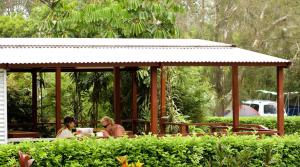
[204,116,300,134]
[2,135,300,167]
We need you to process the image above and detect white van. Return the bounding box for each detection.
[242,100,285,116]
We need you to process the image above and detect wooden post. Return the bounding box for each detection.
[150,66,158,134]
[31,71,37,131]
[277,67,284,136]
[114,67,121,124]
[131,68,138,133]
[160,66,166,134]
[232,66,239,132]
[55,67,62,134]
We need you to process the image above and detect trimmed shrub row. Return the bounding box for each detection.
[1,135,300,167]
[204,116,300,134]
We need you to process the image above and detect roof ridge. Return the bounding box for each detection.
[0,45,234,48]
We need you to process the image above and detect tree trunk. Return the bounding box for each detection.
[73,72,82,122]
[214,67,226,116]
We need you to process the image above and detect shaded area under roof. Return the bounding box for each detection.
[0,38,291,69]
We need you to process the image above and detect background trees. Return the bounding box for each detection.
[177,0,300,116]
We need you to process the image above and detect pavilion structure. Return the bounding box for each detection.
[0,38,291,144]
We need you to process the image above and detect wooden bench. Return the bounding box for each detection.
[8,131,40,138]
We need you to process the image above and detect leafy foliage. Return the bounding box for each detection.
[170,67,214,122]
[2,135,300,166]
[0,15,34,37]
[7,73,32,131]
[32,0,181,38]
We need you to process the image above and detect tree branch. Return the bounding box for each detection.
[259,3,268,19]
[39,0,60,9]
[252,15,288,48]
[262,15,288,34]
[290,43,300,68]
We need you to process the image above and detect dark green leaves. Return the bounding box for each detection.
[1,135,300,166]
[32,0,182,38]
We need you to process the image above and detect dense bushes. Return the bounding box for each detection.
[204,116,300,134]
[1,135,300,167]
[0,15,34,37]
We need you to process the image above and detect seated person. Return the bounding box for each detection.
[100,116,125,137]
[56,116,77,138]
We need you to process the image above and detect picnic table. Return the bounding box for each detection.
[162,122,274,136]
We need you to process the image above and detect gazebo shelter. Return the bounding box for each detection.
[0,38,291,144]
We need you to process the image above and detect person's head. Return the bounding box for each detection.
[64,116,76,129]
[101,116,114,128]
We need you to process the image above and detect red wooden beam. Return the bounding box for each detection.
[160,66,166,134]
[114,66,121,124]
[277,67,284,136]
[232,66,239,132]
[150,66,158,134]
[31,71,37,131]
[55,67,62,134]
[131,68,138,133]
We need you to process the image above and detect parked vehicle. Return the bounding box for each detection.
[242,100,286,116]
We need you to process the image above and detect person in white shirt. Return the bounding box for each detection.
[56,116,77,138]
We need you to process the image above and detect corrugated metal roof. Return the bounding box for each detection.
[0,38,291,67]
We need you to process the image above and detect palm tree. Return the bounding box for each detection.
[69,72,89,122]
[87,72,112,127]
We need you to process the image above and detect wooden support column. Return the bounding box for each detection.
[150,66,158,134]
[160,66,166,134]
[232,66,239,132]
[55,67,62,134]
[277,67,284,136]
[114,67,121,124]
[31,71,37,131]
[131,68,138,133]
